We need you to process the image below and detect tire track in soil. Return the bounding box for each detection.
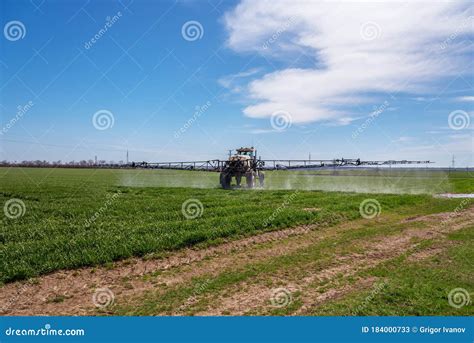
[0,207,472,315]
[0,221,350,315]
[193,207,474,315]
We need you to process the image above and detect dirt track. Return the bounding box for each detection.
[1,206,473,316]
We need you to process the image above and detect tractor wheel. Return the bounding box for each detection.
[246,172,254,189]
[220,172,231,189]
[236,174,242,187]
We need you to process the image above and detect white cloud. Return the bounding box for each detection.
[324,116,359,126]
[412,97,438,102]
[392,136,415,143]
[456,96,474,102]
[249,128,281,134]
[224,0,474,123]
[218,67,262,91]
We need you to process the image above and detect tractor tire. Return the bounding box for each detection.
[236,174,242,187]
[246,172,254,189]
[220,172,232,189]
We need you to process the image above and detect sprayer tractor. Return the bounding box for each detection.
[130,147,432,189]
[219,147,265,189]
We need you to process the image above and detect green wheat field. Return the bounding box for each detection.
[1,167,472,285]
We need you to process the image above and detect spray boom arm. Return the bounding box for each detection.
[130,158,432,171]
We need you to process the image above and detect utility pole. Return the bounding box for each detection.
[228,150,232,158]
[309,153,311,162]
[126,150,129,165]
[94,155,97,166]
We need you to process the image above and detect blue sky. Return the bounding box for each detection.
[0,0,473,166]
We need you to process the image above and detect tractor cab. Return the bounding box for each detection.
[230,147,255,163]
[235,147,255,158]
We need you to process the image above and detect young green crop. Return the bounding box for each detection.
[0,167,470,283]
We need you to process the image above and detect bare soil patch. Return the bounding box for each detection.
[195,208,474,315]
[1,207,472,316]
